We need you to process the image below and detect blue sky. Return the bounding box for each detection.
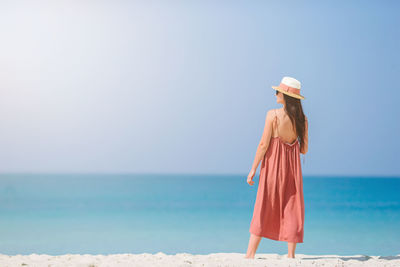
[0,0,399,176]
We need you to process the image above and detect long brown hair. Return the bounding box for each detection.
[282,93,307,152]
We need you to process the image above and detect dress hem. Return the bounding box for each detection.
[249,229,303,243]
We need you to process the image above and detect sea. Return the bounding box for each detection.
[0,173,399,256]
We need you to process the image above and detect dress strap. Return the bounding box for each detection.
[274,109,279,136]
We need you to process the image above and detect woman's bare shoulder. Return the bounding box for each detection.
[265,108,279,119]
[267,108,280,114]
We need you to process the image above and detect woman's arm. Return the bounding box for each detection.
[250,110,274,173]
[300,116,308,154]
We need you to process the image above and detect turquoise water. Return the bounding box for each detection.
[0,173,399,256]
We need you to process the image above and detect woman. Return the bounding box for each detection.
[245,76,308,259]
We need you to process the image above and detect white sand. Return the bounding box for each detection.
[0,252,399,267]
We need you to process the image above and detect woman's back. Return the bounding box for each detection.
[272,108,298,144]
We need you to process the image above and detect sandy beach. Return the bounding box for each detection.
[0,253,399,267]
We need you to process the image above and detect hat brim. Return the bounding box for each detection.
[272,86,305,100]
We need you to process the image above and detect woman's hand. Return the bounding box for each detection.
[247,169,256,186]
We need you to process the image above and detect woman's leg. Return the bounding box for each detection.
[245,233,262,258]
[287,242,297,258]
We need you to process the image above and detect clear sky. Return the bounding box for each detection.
[0,0,399,176]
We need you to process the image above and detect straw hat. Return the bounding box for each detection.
[272,76,305,100]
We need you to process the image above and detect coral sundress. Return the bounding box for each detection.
[249,109,305,243]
